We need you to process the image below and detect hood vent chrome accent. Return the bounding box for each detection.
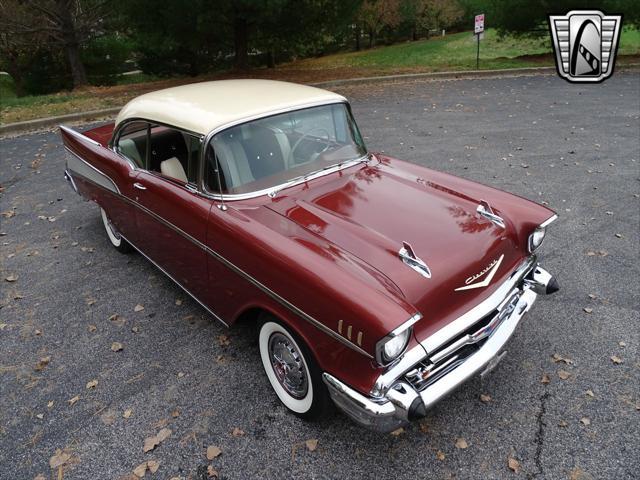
[477,200,506,229]
[399,241,431,279]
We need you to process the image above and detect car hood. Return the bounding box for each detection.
[266,156,529,338]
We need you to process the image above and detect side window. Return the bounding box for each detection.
[147,125,201,184]
[116,121,148,168]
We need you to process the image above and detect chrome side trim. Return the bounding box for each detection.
[60,124,102,147]
[540,214,558,228]
[389,313,422,337]
[118,232,229,327]
[371,255,536,396]
[64,146,120,194]
[74,174,372,358]
[64,169,79,194]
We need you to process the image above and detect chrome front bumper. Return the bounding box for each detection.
[323,261,557,432]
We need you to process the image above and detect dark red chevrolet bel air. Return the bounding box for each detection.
[60,79,559,431]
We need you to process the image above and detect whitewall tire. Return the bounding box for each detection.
[100,207,132,253]
[258,317,331,419]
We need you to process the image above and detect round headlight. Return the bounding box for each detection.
[382,328,411,362]
[528,227,546,252]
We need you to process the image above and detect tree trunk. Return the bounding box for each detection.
[355,24,361,51]
[234,16,249,70]
[412,25,417,41]
[266,50,275,68]
[368,29,374,48]
[4,53,26,97]
[55,0,88,87]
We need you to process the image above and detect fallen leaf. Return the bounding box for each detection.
[88,324,97,332]
[580,417,591,425]
[147,460,159,473]
[111,342,123,352]
[569,467,589,480]
[541,373,551,384]
[480,394,492,403]
[134,304,145,312]
[49,450,71,469]
[614,233,623,238]
[618,341,626,347]
[68,395,80,406]
[585,390,595,397]
[86,379,98,389]
[218,335,231,346]
[583,307,593,314]
[177,372,185,378]
[5,274,17,282]
[207,466,218,478]
[35,356,51,371]
[305,439,319,451]
[232,427,245,437]
[419,420,429,433]
[508,457,520,473]
[552,353,573,365]
[558,370,571,380]
[34,474,46,480]
[171,409,180,418]
[143,428,171,453]
[390,427,404,436]
[36,413,44,419]
[587,293,596,299]
[47,401,54,408]
[156,427,171,442]
[123,409,133,418]
[175,299,183,306]
[610,355,623,364]
[558,420,568,427]
[133,461,147,477]
[86,298,96,306]
[436,450,446,461]
[206,445,222,460]
[455,438,468,449]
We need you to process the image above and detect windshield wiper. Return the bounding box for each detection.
[267,155,370,199]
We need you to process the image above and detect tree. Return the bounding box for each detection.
[0,0,110,88]
[358,0,402,47]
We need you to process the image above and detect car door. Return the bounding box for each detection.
[130,123,213,303]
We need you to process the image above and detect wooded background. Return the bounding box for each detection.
[1,0,638,96]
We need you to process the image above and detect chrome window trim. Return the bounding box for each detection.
[371,255,537,397]
[109,117,205,173]
[198,99,368,201]
[72,173,372,358]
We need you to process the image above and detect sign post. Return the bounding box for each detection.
[474,13,485,70]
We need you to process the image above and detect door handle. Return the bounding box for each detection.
[133,182,147,190]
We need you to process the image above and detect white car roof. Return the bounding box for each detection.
[115,79,347,136]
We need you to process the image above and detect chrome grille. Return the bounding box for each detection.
[404,292,522,391]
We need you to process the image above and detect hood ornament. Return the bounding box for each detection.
[477,200,506,229]
[455,254,504,291]
[399,241,431,279]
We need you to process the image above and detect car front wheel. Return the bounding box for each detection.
[258,317,331,419]
[100,207,132,253]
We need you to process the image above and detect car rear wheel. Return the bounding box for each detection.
[100,207,132,253]
[258,316,331,419]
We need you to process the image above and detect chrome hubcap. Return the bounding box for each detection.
[268,332,308,399]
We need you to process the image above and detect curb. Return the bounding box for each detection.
[2,64,639,137]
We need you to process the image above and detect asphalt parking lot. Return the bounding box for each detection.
[1,72,639,480]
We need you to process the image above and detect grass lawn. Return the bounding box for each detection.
[2,28,639,125]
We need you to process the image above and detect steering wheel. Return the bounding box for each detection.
[287,128,332,167]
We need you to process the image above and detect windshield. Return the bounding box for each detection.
[205,103,367,195]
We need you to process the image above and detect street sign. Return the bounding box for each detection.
[475,14,485,34]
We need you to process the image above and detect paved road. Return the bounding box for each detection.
[1,73,638,480]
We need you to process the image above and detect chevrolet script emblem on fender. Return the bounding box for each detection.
[548,10,622,83]
[455,254,504,291]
